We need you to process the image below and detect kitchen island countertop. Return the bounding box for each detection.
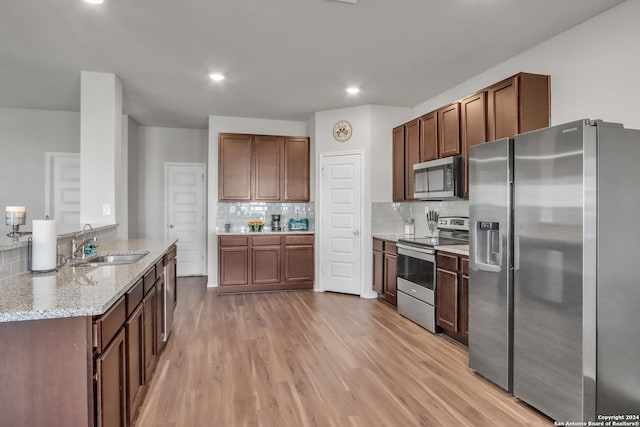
[0,238,176,323]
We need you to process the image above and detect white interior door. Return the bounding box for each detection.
[320,152,362,295]
[45,153,80,226]
[166,163,206,276]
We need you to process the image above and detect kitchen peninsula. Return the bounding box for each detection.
[0,238,177,427]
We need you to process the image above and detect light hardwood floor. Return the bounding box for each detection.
[136,279,552,426]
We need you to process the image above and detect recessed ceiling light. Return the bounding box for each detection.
[84,0,104,4]
[346,87,360,94]
[209,73,225,81]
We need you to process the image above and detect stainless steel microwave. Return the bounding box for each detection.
[413,156,463,200]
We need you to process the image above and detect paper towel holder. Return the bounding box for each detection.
[27,237,58,274]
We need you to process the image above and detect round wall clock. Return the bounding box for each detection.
[333,120,352,142]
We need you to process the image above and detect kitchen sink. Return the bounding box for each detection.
[72,252,149,267]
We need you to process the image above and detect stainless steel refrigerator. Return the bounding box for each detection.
[469,119,640,422]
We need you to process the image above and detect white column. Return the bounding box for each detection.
[80,71,123,225]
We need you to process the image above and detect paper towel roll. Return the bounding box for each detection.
[32,219,57,271]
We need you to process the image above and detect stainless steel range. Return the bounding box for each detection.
[396,217,469,332]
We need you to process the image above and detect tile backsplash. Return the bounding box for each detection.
[372,200,469,236]
[216,202,315,233]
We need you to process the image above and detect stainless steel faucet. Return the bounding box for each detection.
[71,224,97,260]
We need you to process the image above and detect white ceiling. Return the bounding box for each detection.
[0,0,626,129]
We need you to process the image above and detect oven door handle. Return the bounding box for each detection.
[397,245,435,262]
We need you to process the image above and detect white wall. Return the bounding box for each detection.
[412,0,640,129]
[312,105,410,297]
[135,126,208,240]
[207,115,307,286]
[80,71,122,225]
[0,107,79,221]
[126,116,140,238]
[370,105,412,202]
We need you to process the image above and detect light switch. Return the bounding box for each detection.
[102,204,111,215]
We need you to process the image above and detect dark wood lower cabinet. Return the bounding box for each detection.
[96,328,127,427]
[436,268,458,331]
[126,303,145,424]
[218,234,314,293]
[436,252,469,345]
[143,284,157,384]
[372,238,397,307]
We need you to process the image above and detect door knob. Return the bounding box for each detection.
[169,225,174,229]
[353,229,360,235]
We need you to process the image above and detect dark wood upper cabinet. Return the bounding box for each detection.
[392,126,405,202]
[404,119,420,201]
[218,133,252,201]
[420,111,438,162]
[283,136,310,202]
[487,72,550,141]
[461,92,488,198]
[253,135,283,201]
[219,133,309,202]
[438,103,461,157]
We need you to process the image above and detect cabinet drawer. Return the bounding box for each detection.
[373,238,384,252]
[436,252,458,272]
[284,235,313,245]
[143,267,156,295]
[384,242,397,255]
[95,296,126,353]
[461,257,469,276]
[252,235,281,246]
[155,260,164,279]
[126,279,144,317]
[219,236,249,247]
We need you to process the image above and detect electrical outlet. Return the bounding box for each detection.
[295,207,301,213]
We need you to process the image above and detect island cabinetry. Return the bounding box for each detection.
[435,251,469,345]
[218,234,314,293]
[0,243,177,427]
[372,238,397,307]
[218,133,310,202]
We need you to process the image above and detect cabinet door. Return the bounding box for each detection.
[96,328,127,427]
[283,137,310,201]
[438,103,461,157]
[460,274,469,343]
[420,111,438,162]
[252,246,281,284]
[143,286,157,384]
[219,133,252,201]
[392,126,405,202]
[155,275,165,354]
[487,76,518,141]
[436,268,458,331]
[383,253,397,306]
[254,135,283,201]
[461,92,487,198]
[373,249,384,294]
[284,245,314,282]
[125,303,144,425]
[219,247,249,286]
[404,119,420,200]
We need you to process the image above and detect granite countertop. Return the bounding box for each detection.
[0,224,118,252]
[217,230,314,236]
[0,238,176,323]
[435,245,469,256]
[372,233,416,243]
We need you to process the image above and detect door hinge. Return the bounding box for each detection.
[202,174,204,182]
[322,167,325,177]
